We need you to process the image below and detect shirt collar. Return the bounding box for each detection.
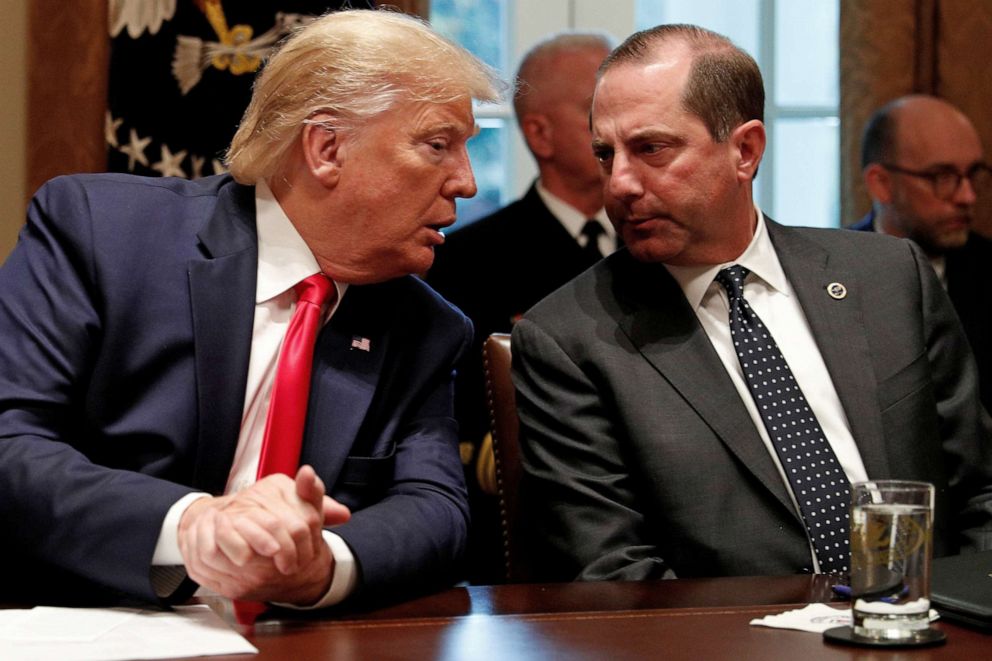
[930,254,947,284]
[534,179,614,241]
[254,180,348,304]
[664,207,791,309]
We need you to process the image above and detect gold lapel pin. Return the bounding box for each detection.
[826,282,847,300]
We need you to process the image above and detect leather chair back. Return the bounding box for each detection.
[482,333,529,582]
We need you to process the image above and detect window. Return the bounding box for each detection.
[430,1,511,225]
[431,0,840,229]
[639,0,840,229]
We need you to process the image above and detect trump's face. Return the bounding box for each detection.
[310,97,479,283]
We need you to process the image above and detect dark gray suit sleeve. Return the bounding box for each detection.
[512,318,671,581]
[913,242,992,551]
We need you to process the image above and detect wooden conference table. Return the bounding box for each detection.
[196,575,989,660]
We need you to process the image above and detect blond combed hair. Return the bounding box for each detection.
[226,9,504,184]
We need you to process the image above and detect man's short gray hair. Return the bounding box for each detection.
[600,24,764,142]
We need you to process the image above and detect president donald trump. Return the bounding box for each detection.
[0,9,501,614]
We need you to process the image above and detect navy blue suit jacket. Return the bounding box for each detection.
[0,174,471,605]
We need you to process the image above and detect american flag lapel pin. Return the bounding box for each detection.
[350,335,372,352]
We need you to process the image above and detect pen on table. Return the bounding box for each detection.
[832,584,852,599]
[832,584,904,603]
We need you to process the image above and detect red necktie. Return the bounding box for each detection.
[256,273,335,478]
[235,273,335,626]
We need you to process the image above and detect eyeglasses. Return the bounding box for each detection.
[880,162,992,200]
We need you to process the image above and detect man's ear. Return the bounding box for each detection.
[863,163,893,203]
[520,113,554,160]
[730,119,766,182]
[301,116,343,188]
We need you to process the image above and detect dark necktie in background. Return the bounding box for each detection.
[580,219,605,260]
[716,265,850,575]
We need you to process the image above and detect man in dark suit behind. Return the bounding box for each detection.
[852,95,992,414]
[427,31,613,582]
[512,24,992,582]
[0,10,502,609]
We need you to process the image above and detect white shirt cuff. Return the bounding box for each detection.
[153,494,357,608]
[275,530,358,610]
[152,492,210,565]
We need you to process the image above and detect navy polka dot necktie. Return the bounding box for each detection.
[716,265,850,574]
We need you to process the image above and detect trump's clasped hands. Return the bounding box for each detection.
[178,465,351,605]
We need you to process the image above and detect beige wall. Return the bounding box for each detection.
[0,0,26,262]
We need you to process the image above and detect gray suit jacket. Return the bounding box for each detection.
[512,219,992,581]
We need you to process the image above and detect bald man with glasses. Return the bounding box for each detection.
[853,94,992,413]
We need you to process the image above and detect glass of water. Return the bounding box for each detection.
[849,480,935,641]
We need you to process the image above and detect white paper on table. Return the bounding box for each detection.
[750,603,853,633]
[749,603,939,634]
[0,604,257,661]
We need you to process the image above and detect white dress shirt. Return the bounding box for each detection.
[665,210,869,571]
[535,180,615,256]
[153,181,357,607]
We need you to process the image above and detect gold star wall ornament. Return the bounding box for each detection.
[190,155,206,179]
[151,144,189,178]
[119,128,152,171]
[105,112,124,149]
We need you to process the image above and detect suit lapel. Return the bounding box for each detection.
[766,221,890,477]
[188,181,257,493]
[300,284,386,481]
[611,255,799,517]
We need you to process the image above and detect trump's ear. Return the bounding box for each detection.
[863,163,893,204]
[301,116,343,188]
